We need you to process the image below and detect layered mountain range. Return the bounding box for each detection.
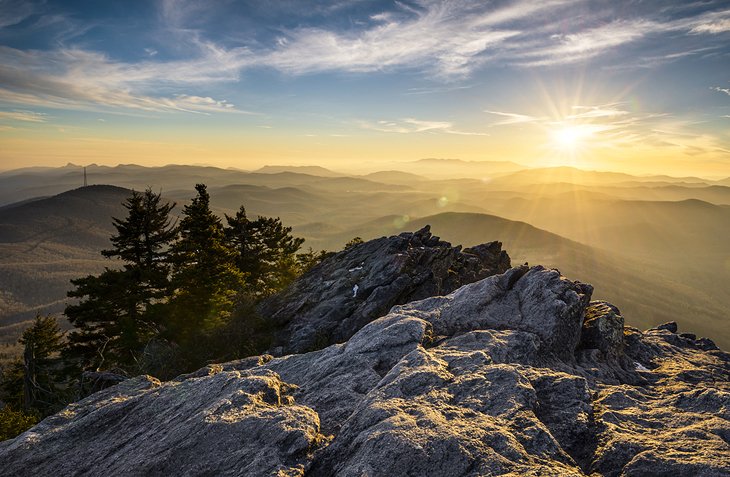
[1,228,727,476]
[1,162,728,356]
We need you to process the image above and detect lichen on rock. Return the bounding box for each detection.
[1,231,728,476]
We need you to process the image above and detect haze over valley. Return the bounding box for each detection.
[1,161,728,354]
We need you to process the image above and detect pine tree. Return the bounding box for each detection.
[64,189,176,371]
[168,184,244,347]
[225,206,305,297]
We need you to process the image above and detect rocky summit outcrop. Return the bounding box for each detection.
[259,225,511,354]
[1,243,728,476]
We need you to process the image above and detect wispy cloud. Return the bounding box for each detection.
[404,85,474,96]
[603,46,723,70]
[567,105,631,120]
[688,11,730,34]
[484,110,545,126]
[0,1,594,114]
[0,46,252,114]
[360,118,452,134]
[0,110,48,122]
[171,95,238,114]
[0,0,729,115]
[511,20,651,67]
[359,117,487,136]
[261,10,519,77]
[256,1,605,77]
[713,86,730,96]
[502,6,730,67]
[0,0,39,28]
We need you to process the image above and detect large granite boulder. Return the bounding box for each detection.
[259,225,511,354]
[2,262,728,476]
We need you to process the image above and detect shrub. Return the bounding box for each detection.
[0,405,38,441]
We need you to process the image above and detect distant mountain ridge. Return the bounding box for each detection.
[253,165,345,177]
[0,186,130,349]
[0,163,729,355]
[491,166,714,186]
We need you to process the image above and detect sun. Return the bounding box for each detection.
[550,124,592,151]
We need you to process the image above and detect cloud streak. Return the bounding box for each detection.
[509,20,652,67]
[0,110,48,122]
[260,3,522,77]
[0,1,729,115]
[359,117,487,136]
[0,0,39,28]
[0,46,252,114]
[484,110,546,126]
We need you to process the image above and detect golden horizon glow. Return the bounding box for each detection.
[0,2,728,179]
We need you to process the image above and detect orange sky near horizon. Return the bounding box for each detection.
[1,1,729,179]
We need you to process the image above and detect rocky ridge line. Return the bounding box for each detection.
[259,225,511,354]
[0,232,728,476]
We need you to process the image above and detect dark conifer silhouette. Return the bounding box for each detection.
[0,315,64,421]
[64,189,176,371]
[168,184,244,348]
[225,206,305,297]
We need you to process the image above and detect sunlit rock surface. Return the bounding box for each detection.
[259,224,511,354]
[2,256,728,475]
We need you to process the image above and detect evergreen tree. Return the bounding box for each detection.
[102,188,176,299]
[168,184,244,347]
[102,188,177,346]
[64,189,176,371]
[296,247,334,274]
[64,270,134,370]
[344,236,364,250]
[0,315,64,417]
[225,206,305,297]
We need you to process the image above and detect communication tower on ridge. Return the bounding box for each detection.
[83,166,87,187]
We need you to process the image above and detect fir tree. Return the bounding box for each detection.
[296,247,334,274]
[64,270,135,369]
[64,189,176,371]
[344,236,364,249]
[168,184,244,347]
[102,188,177,296]
[225,206,305,297]
[102,188,177,342]
[0,315,64,417]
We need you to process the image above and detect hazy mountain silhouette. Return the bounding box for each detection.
[0,164,728,353]
[360,170,428,184]
[0,186,130,349]
[383,158,526,179]
[490,166,714,186]
[253,165,344,177]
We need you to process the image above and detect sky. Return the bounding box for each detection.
[0,0,729,177]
